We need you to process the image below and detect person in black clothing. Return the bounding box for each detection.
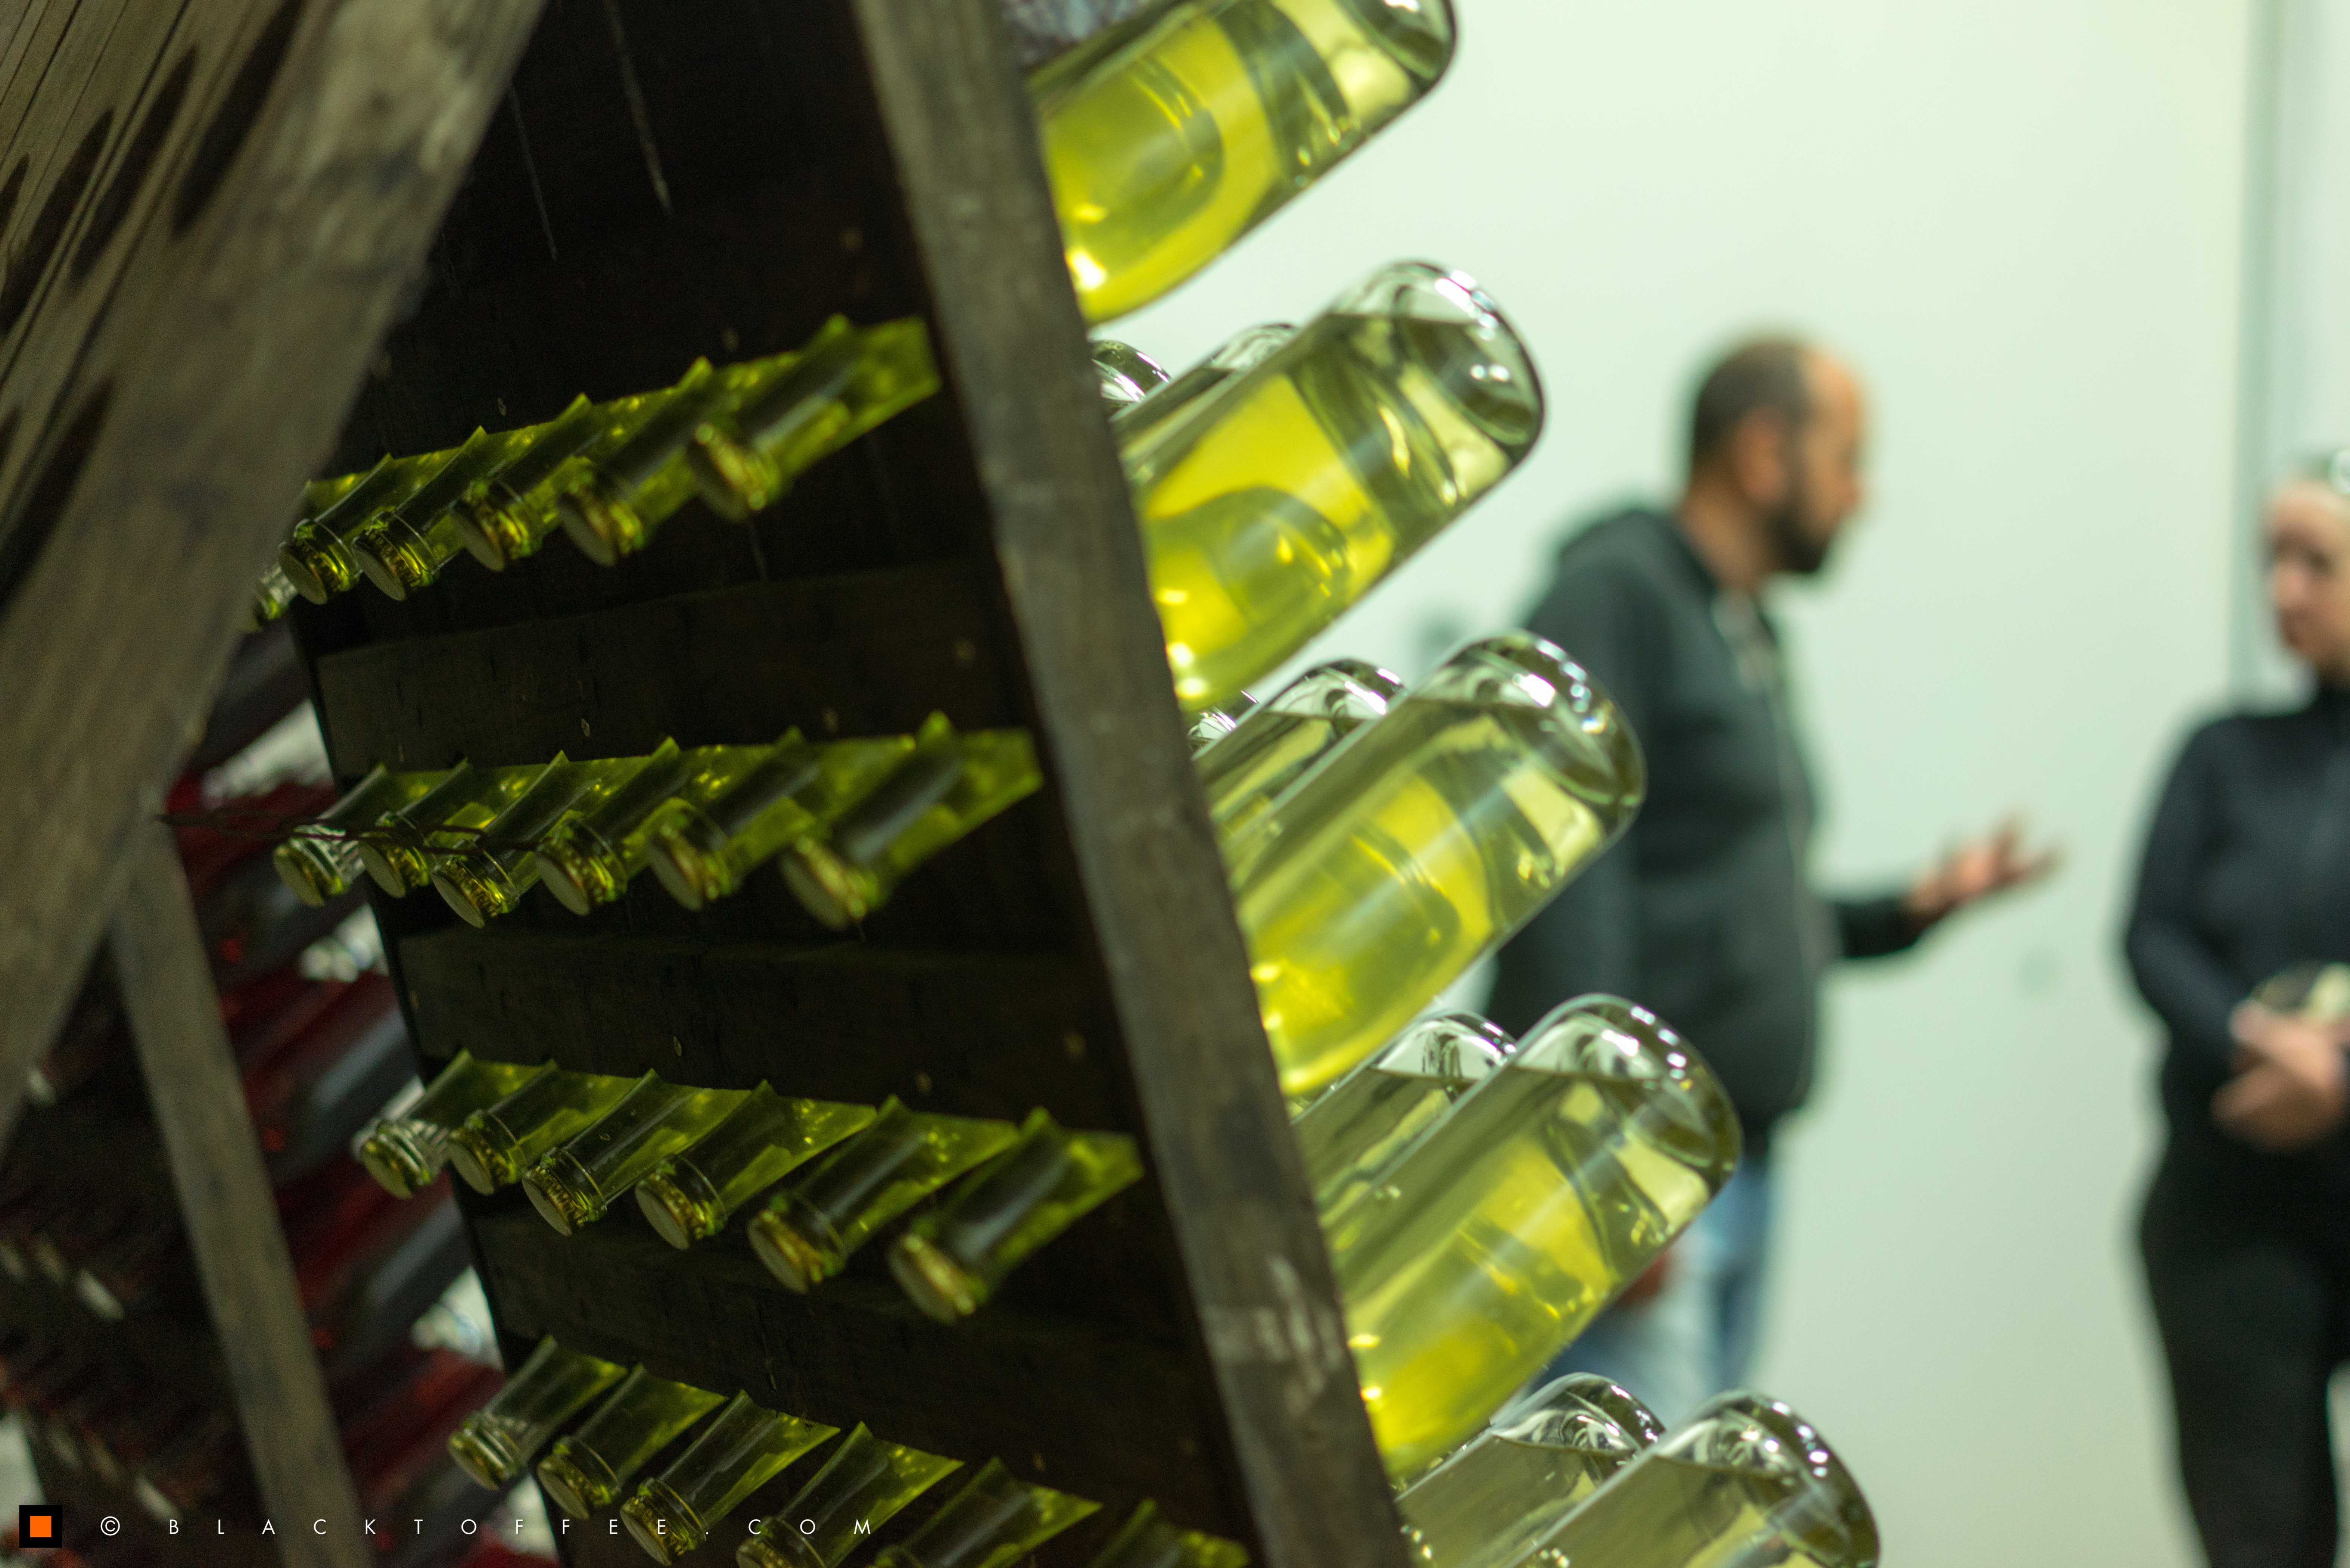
[1487,337,2052,1423]
[2128,469,2350,1568]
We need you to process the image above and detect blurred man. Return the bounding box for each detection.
[1487,336,2052,1422]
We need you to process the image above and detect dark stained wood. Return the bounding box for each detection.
[469,1206,1231,1525]
[311,561,1016,770]
[110,823,366,1568]
[0,0,545,1146]
[847,8,1410,1568]
[399,926,1126,1129]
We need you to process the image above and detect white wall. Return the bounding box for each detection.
[1112,3,2256,1562]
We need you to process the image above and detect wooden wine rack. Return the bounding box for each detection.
[0,0,1429,1566]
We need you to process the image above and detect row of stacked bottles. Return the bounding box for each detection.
[0,627,552,1567]
[263,0,1883,1563]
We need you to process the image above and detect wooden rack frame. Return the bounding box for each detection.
[2,1,1418,1565]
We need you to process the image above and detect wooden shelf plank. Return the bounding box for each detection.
[468,1206,1235,1527]
[314,562,1018,771]
[400,926,1127,1129]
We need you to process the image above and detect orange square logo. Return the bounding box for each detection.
[19,1505,58,1548]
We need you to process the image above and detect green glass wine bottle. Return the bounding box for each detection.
[559,350,817,564]
[870,1460,1098,1568]
[1030,0,1456,323]
[740,1424,962,1568]
[1112,322,1293,466]
[280,447,458,602]
[1198,658,1403,843]
[620,1394,839,1565]
[446,1069,640,1194]
[455,389,673,571]
[1083,1503,1248,1568]
[1093,338,1170,414]
[780,718,1041,929]
[522,1075,746,1235]
[1227,634,1643,1097]
[645,732,918,913]
[1395,1375,1661,1568]
[747,1098,1020,1293]
[353,760,554,898]
[636,1087,874,1250]
[273,764,447,907]
[349,421,551,599]
[354,1052,548,1198]
[446,1337,626,1489]
[1293,1011,1512,1233]
[1519,1392,1880,1568]
[1134,263,1543,711]
[890,1110,1142,1322]
[536,1367,726,1520]
[431,757,645,927]
[1328,996,1740,1479]
[532,739,684,914]
[248,477,363,624]
[688,316,941,521]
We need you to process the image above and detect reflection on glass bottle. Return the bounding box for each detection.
[1521,1392,1880,1568]
[688,317,941,521]
[446,1336,626,1489]
[781,719,1042,929]
[354,761,552,898]
[1133,264,1543,710]
[741,1424,963,1568]
[559,349,827,564]
[645,733,917,913]
[1198,658,1403,840]
[355,1052,549,1198]
[446,1069,639,1194]
[533,739,692,915]
[871,1459,1098,1568]
[279,451,452,602]
[1186,691,1257,756]
[1396,1375,1661,1568]
[1329,997,1739,1478]
[1093,338,1171,415]
[1228,635,1643,1097]
[523,1076,746,1235]
[1084,1502,1249,1568]
[1294,1011,1512,1231]
[350,423,547,599]
[748,1098,1020,1293]
[620,1393,838,1565]
[456,389,673,570]
[636,1087,875,1250]
[1114,323,1295,466]
[1030,0,1456,322]
[274,764,447,907]
[890,1110,1142,1321]
[536,1366,726,1520]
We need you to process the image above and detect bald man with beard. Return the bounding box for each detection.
[1487,337,2052,1422]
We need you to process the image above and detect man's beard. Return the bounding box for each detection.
[1762,468,1831,577]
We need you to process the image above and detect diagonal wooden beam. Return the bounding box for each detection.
[111,822,367,1568]
[0,0,546,1146]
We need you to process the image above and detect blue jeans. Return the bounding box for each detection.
[1516,1156,1775,1428]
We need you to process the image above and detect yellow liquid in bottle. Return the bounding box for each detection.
[1335,1071,1728,1479]
[1033,0,1452,322]
[1234,694,1636,1097]
[1292,1012,1508,1230]
[1137,306,1537,710]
